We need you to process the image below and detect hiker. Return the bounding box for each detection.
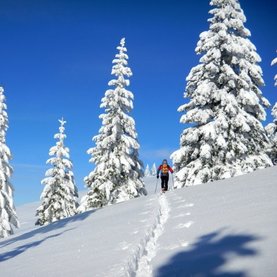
[157,159,174,192]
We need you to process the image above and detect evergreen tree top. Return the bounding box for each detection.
[59,117,67,128]
[0,87,8,143]
[109,38,132,84]
[54,118,67,146]
[79,38,145,211]
[120,37,125,46]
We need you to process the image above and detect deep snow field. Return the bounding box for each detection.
[0,167,277,277]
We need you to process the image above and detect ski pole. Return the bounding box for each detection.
[171,174,174,190]
[154,178,159,193]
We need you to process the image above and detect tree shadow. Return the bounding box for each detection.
[0,228,73,262]
[0,209,94,249]
[155,230,262,277]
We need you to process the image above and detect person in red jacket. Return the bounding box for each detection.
[157,159,174,192]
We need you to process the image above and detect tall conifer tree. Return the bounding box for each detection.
[172,0,271,187]
[0,87,19,238]
[79,38,146,212]
[36,118,78,226]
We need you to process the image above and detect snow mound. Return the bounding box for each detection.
[0,167,277,276]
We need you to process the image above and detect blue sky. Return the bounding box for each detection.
[0,0,276,205]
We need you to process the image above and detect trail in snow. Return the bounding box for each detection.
[1,168,277,276]
[135,194,170,277]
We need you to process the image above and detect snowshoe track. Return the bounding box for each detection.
[127,194,170,277]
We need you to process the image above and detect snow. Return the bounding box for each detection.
[144,164,151,177]
[151,163,157,176]
[172,0,272,187]
[80,38,145,211]
[0,86,19,238]
[35,118,78,226]
[0,167,276,276]
[271,51,277,86]
[265,51,277,162]
[136,194,169,277]
[152,168,277,276]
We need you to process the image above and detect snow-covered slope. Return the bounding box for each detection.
[0,170,276,276]
[152,169,277,277]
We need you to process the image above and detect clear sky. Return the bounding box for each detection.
[0,0,276,205]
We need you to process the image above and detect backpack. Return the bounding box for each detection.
[161,164,169,175]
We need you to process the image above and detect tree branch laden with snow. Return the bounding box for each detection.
[0,87,19,239]
[271,51,277,87]
[265,51,277,162]
[36,118,78,226]
[79,38,146,212]
[171,0,272,188]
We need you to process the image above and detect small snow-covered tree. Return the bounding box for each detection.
[151,163,157,176]
[171,0,272,188]
[36,118,78,226]
[79,38,146,212]
[265,51,277,162]
[144,164,151,177]
[0,87,19,238]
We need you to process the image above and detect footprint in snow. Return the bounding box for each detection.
[175,221,194,229]
[165,241,190,250]
[178,199,187,203]
[119,241,132,250]
[140,211,150,215]
[172,212,191,219]
[166,245,180,250]
[180,241,190,247]
[176,203,194,209]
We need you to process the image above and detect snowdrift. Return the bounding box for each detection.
[0,168,276,276]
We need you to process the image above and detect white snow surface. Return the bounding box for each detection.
[0,170,277,276]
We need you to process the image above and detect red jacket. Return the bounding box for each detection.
[157,164,174,176]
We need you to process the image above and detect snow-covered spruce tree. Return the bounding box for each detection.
[144,164,151,177]
[171,0,272,188]
[0,87,19,238]
[151,163,157,176]
[271,51,277,87]
[265,51,277,162]
[36,118,78,226]
[79,38,146,212]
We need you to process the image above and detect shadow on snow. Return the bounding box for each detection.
[0,210,94,262]
[0,229,73,262]
[155,229,262,277]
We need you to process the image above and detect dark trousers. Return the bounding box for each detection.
[161,175,169,191]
